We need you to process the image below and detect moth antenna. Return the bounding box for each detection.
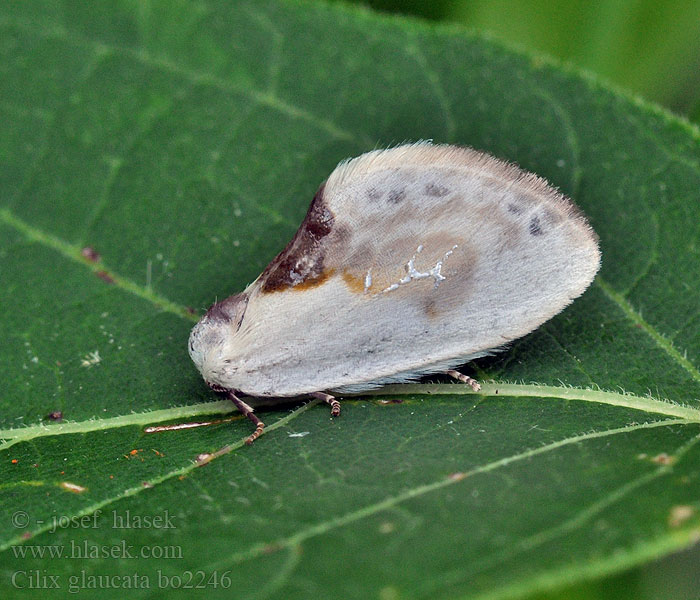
[310,391,341,417]
[446,369,481,392]
[228,391,266,444]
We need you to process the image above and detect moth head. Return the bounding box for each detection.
[188,293,249,388]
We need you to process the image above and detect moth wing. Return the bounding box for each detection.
[234,143,600,396]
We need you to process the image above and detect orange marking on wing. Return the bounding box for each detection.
[290,268,335,292]
[342,270,365,294]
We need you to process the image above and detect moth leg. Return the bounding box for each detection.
[228,391,265,444]
[310,391,341,417]
[446,369,481,392]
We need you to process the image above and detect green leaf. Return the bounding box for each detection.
[1,1,699,599]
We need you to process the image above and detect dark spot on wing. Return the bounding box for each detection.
[367,187,383,201]
[542,206,564,226]
[348,245,372,266]
[387,189,406,204]
[424,182,449,197]
[529,215,544,236]
[507,192,536,215]
[423,297,439,319]
[260,183,335,293]
[333,223,352,245]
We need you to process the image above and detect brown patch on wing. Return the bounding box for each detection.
[422,244,478,319]
[423,297,439,319]
[290,268,335,291]
[260,183,335,293]
[342,233,477,310]
[342,270,365,294]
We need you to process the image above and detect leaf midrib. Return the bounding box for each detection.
[2,383,698,449]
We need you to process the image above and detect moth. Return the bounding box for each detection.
[189,143,601,443]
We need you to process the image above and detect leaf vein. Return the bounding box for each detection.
[430,431,700,594]
[0,207,197,323]
[596,277,700,385]
[217,419,694,566]
[0,16,359,145]
[404,40,457,141]
[619,210,660,297]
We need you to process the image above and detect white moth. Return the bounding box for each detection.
[189,143,601,443]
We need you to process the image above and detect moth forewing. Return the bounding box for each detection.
[188,142,600,443]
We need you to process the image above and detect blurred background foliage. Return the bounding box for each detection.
[344,0,700,123]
